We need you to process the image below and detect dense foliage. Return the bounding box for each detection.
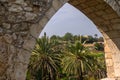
[26,33,106,80]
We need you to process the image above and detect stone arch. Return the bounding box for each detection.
[69,1,120,80]
[0,0,120,80]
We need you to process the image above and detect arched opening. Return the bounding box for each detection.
[0,0,120,80]
[27,3,106,80]
[28,0,120,80]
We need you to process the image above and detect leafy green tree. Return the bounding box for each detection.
[50,35,63,42]
[91,53,106,79]
[61,41,96,80]
[50,35,58,40]
[27,35,61,80]
[98,37,104,42]
[94,34,98,38]
[86,36,95,43]
[63,32,73,41]
[27,33,106,80]
[94,43,104,51]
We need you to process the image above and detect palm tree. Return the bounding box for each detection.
[27,35,61,80]
[92,53,107,79]
[94,34,98,38]
[61,41,96,80]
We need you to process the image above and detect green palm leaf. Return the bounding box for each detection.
[27,35,61,80]
[62,41,96,80]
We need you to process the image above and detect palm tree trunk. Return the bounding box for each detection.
[77,72,83,80]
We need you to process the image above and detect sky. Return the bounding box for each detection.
[39,3,102,37]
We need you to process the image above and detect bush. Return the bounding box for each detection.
[94,43,104,51]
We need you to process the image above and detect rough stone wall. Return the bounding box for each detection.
[0,0,120,80]
[105,0,120,16]
[0,0,53,80]
[0,0,68,79]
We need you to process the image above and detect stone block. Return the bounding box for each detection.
[83,8,94,14]
[99,26,109,32]
[24,7,33,12]
[23,37,36,51]
[53,0,63,11]
[3,34,13,44]
[105,8,115,14]
[95,3,108,10]
[105,52,112,59]
[14,63,28,80]
[106,31,120,39]
[95,10,106,16]
[30,23,41,38]
[39,16,48,28]
[15,0,27,6]
[106,59,113,66]
[101,78,115,80]
[70,0,86,4]
[60,0,69,4]
[25,12,37,21]
[93,17,104,23]
[8,4,23,12]
[0,62,8,76]
[69,0,80,5]
[111,18,120,23]
[2,23,11,29]
[107,66,115,78]
[103,21,111,25]
[13,48,31,65]
[102,13,118,20]
[87,13,97,19]
[106,39,119,54]
[79,3,89,9]
[101,31,110,39]
[114,63,120,77]
[112,53,120,77]
[104,43,112,53]
[85,0,99,7]
[45,7,56,19]
[112,23,120,30]
[112,38,120,49]
[96,0,104,3]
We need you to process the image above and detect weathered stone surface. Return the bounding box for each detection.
[24,7,33,12]
[53,0,63,10]
[106,59,113,66]
[0,27,4,36]
[30,23,41,38]
[12,33,17,40]
[2,23,11,29]
[106,66,115,78]
[69,0,120,79]
[9,4,23,12]
[45,7,56,19]
[15,0,26,6]
[104,0,120,16]
[101,78,115,80]
[112,23,120,30]
[25,12,37,21]
[23,37,36,51]
[0,0,8,2]
[3,34,13,44]
[0,0,54,79]
[0,0,120,80]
